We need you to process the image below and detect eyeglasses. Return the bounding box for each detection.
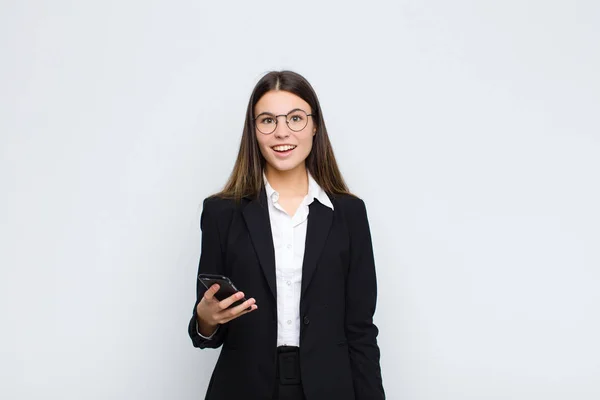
[253,109,314,135]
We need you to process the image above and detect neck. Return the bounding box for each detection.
[264,164,309,196]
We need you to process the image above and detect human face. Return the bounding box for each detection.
[254,90,316,174]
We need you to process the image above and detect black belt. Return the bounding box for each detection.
[276,346,301,385]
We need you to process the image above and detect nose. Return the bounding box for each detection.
[273,116,291,138]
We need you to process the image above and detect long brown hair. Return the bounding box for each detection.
[216,70,351,201]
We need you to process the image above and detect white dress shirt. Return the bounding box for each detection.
[264,172,334,347]
[197,172,334,345]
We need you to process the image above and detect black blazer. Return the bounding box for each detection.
[188,188,385,400]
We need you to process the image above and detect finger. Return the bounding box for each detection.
[217,291,246,310]
[219,304,258,324]
[223,298,257,318]
[203,284,220,301]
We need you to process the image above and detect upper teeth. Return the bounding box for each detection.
[273,145,296,151]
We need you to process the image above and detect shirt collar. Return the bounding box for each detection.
[263,171,334,210]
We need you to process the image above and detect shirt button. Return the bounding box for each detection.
[287,281,291,286]
[286,244,292,250]
[287,320,292,325]
[303,316,310,325]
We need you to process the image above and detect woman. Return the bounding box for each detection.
[188,70,385,400]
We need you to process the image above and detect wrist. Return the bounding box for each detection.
[196,316,218,337]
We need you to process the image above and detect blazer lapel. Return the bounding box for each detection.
[242,189,277,300]
[301,199,334,298]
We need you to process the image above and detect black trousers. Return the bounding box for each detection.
[273,346,305,400]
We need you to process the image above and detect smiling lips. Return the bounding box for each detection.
[272,145,297,153]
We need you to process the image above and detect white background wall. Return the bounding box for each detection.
[1,1,599,399]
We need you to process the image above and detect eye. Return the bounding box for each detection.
[290,115,304,122]
[260,116,275,124]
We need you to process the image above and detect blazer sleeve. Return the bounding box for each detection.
[345,198,385,399]
[188,197,230,349]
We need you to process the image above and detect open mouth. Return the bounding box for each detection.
[272,145,297,153]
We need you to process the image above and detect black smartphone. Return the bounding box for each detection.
[198,273,248,309]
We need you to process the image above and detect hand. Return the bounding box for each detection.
[196,284,258,336]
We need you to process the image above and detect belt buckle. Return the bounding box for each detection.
[278,351,301,385]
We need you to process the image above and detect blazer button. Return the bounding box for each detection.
[303,316,310,325]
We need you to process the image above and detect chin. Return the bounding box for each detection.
[267,159,303,172]
[271,163,301,172]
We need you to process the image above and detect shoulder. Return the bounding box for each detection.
[330,193,368,216]
[200,195,239,226]
[202,195,237,212]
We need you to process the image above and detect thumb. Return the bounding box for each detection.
[203,283,220,301]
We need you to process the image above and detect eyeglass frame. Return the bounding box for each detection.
[253,108,314,134]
